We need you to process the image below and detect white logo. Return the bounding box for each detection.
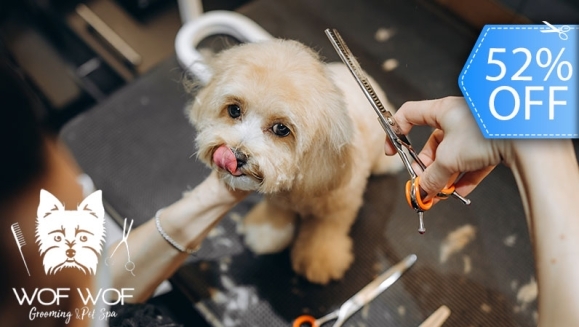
[35,189,106,275]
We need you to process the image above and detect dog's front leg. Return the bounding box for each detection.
[243,198,297,254]
[290,202,359,285]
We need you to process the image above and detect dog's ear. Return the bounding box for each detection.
[184,74,212,128]
[78,190,105,221]
[186,87,208,127]
[295,85,355,196]
[298,138,354,196]
[37,189,65,219]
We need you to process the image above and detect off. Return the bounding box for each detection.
[488,85,567,120]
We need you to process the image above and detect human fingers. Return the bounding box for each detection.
[418,134,498,201]
[452,166,496,197]
[416,129,444,167]
[418,128,494,200]
[209,170,252,202]
[418,157,457,200]
[394,97,467,134]
[384,135,397,156]
[410,129,442,200]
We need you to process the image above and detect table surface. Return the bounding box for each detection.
[61,0,543,326]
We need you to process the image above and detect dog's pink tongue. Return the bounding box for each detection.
[213,145,241,176]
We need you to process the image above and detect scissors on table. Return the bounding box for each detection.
[105,217,136,276]
[325,28,471,234]
[292,254,416,327]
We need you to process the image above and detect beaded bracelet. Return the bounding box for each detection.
[155,209,200,254]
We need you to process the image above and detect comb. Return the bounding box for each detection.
[11,223,31,276]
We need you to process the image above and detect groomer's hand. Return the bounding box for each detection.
[384,96,510,200]
[385,97,579,327]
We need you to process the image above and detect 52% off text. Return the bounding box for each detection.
[486,47,573,121]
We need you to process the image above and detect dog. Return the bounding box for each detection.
[188,39,402,284]
[35,189,106,275]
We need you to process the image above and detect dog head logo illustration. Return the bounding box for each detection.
[35,189,106,275]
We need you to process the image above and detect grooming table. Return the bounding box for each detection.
[61,0,541,326]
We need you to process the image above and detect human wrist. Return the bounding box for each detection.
[509,139,574,169]
[155,209,201,254]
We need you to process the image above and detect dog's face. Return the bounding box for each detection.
[35,190,105,275]
[189,40,354,195]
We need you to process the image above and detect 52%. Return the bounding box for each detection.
[485,47,573,121]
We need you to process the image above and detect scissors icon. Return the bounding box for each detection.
[541,21,571,40]
[292,254,416,327]
[325,28,471,234]
[106,218,136,276]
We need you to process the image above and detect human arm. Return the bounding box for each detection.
[385,96,579,326]
[109,170,249,302]
[509,140,579,326]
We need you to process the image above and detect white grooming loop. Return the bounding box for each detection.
[175,7,273,85]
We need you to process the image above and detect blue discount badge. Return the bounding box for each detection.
[459,22,577,138]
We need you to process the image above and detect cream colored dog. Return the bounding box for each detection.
[188,39,402,284]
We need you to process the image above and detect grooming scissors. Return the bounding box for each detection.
[292,254,416,327]
[325,28,471,234]
[106,218,136,276]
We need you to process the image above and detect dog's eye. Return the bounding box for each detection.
[80,235,88,242]
[54,235,62,242]
[227,104,241,119]
[272,123,291,137]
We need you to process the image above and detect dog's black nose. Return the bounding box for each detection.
[234,151,248,168]
[66,249,76,258]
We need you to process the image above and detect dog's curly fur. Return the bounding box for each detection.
[188,39,402,284]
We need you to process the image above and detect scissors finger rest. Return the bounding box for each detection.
[405,176,455,211]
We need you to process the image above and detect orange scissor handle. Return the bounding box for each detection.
[405,176,433,211]
[405,176,455,211]
[435,181,456,200]
[293,315,317,327]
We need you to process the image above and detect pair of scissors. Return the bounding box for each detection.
[325,28,471,234]
[105,218,136,276]
[541,21,571,40]
[293,254,417,327]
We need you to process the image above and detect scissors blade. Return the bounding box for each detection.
[324,28,409,144]
[325,27,427,177]
[125,218,134,236]
[541,21,559,32]
[332,254,417,326]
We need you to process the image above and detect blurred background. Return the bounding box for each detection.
[1,0,578,131]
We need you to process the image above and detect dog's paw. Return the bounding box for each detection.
[243,200,296,254]
[244,221,295,254]
[291,234,353,284]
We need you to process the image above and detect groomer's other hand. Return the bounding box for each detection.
[384,96,509,200]
[208,170,252,203]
